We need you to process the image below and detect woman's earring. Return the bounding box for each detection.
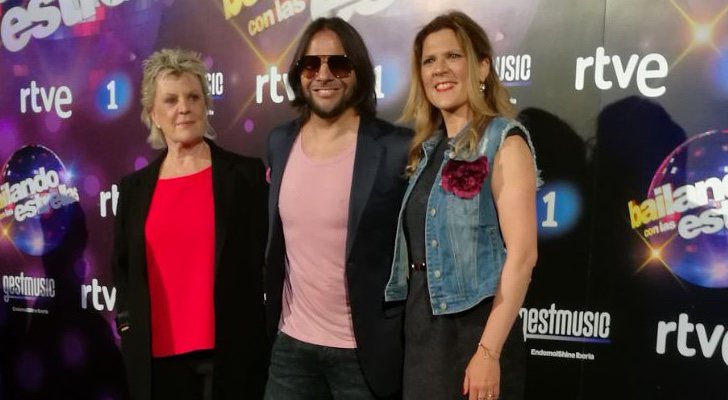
[479,81,486,93]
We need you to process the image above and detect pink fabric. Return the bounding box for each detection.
[145,166,215,357]
[278,135,358,348]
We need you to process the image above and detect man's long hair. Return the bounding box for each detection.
[287,17,377,121]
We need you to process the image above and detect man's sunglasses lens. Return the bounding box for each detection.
[298,55,353,78]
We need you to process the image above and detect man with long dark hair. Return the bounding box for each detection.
[264,17,410,400]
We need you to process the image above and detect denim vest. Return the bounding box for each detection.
[384,117,538,315]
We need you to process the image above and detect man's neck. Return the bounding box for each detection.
[300,108,360,160]
[304,107,360,140]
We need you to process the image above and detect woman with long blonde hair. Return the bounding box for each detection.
[385,11,540,400]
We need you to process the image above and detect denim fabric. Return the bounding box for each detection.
[264,333,385,400]
[385,117,538,315]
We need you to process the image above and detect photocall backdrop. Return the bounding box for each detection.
[1,0,727,399]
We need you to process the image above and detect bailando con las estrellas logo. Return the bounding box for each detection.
[0,145,79,256]
[627,130,728,288]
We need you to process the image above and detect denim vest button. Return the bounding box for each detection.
[431,239,438,247]
[439,302,447,310]
[429,208,436,216]
[434,270,441,278]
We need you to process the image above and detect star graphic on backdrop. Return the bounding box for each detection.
[211,0,307,130]
[669,0,728,69]
[633,228,687,290]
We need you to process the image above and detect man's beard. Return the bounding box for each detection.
[304,87,355,119]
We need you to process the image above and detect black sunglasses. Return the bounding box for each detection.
[296,55,354,79]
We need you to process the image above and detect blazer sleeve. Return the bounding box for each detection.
[111,176,131,334]
[266,128,276,173]
[250,157,269,266]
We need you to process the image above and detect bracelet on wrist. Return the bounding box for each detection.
[477,342,501,361]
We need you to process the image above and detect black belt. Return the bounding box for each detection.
[410,262,427,271]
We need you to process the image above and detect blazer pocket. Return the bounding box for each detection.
[115,311,131,336]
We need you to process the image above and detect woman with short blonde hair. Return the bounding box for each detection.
[139,48,215,149]
[112,48,268,400]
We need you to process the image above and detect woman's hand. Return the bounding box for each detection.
[462,349,500,400]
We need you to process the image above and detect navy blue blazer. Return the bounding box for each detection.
[265,117,411,397]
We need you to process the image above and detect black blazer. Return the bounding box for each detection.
[265,117,411,397]
[112,139,268,400]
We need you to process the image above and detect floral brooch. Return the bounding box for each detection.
[440,156,489,199]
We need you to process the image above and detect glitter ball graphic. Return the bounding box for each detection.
[647,130,728,288]
[1,145,78,256]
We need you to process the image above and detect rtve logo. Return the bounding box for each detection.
[255,65,384,104]
[657,313,728,366]
[575,47,669,97]
[81,279,116,311]
[99,184,119,218]
[19,81,73,119]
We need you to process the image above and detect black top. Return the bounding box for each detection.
[404,137,448,265]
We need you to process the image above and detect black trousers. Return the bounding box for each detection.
[152,350,214,400]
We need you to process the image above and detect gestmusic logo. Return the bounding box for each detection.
[519,304,611,343]
[2,273,56,303]
[627,130,728,288]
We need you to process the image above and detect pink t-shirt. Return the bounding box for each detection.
[145,166,215,357]
[278,135,357,348]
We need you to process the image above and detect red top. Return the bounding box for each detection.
[145,166,215,357]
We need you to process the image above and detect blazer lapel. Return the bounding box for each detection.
[266,121,300,254]
[128,153,164,276]
[346,118,382,258]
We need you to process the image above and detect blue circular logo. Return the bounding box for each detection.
[94,72,133,120]
[536,180,582,238]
